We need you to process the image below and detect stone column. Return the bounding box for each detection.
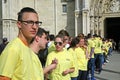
[75,10,80,36]
[75,0,80,36]
[82,10,89,35]
[82,0,90,35]
[75,0,79,10]
[54,0,57,35]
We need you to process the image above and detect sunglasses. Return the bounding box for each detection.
[54,42,63,46]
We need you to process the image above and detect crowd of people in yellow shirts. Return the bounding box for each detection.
[39,29,113,80]
[0,7,113,80]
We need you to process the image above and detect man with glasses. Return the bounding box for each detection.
[0,7,42,80]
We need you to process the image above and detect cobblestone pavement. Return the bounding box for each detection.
[95,51,120,80]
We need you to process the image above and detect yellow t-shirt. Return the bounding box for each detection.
[0,38,44,80]
[102,42,108,55]
[31,50,44,80]
[48,41,56,53]
[68,48,78,77]
[46,49,73,80]
[75,47,88,71]
[94,37,103,54]
[87,38,95,58]
[106,42,112,55]
[108,41,112,48]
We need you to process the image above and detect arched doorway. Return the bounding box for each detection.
[105,17,120,50]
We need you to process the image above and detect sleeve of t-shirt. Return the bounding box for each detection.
[0,46,19,78]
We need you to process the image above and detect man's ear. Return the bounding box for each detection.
[36,36,40,42]
[17,21,22,29]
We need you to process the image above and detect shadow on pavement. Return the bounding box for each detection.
[94,76,108,80]
[102,69,120,74]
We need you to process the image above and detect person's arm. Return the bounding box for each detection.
[44,58,58,74]
[43,63,57,74]
[90,47,94,58]
[62,67,75,76]
[0,76,11,80]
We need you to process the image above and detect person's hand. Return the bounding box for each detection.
[51,58,58,64]
[50,58,58,70]
[62,70,69,76]
[50,63,57,70]
[87,55,91,60]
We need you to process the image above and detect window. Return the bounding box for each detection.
[62,4,67,13]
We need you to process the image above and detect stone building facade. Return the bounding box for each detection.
[0,0,120,43]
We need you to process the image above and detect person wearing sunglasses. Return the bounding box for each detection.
[0,7,41,80]
[58,29,70,49]
[45,34,75,80]
[48,29,70,55]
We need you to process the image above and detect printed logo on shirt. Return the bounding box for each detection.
[66,59,70,61]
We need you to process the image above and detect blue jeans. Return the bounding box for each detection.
[88,58,95,80]
[101,54,105,64]
[108,47,113,56]
[94,54,103,73]
[71,77,77,80]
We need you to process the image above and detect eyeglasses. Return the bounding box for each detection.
[54,42,63,46]
[20,20,42,26]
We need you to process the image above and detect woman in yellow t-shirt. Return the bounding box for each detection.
[46,34,74,80]
[68,37,80,80]
[76,37,89,80]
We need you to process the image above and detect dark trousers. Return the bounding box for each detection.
[108,47,113,56]
[87,58,95,80]
[77,70,87,80]
[94,54,103,73]
[71,77,78,80]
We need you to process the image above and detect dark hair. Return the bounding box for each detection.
[49,34,55,41]
[77,33,84,38]
[55,34,64,42]
[3,37,8,43]
[17,7,37,21]
[36,28,47,37]
[30,28,47,43]
[93,34,98,37]
[69,37,79,48]
[58,29,69,37]
[87,33,92,39]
